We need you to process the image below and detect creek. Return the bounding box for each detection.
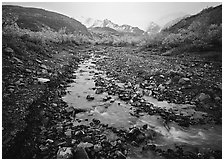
[62,53,221,158]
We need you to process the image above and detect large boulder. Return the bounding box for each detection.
[197,93,211,102]
[57,147,74,159]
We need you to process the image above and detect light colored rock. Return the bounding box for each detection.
[197,93,211,102]
[37,78,50,83]
[94,144,102,152]
[40,64,48,69]
[4,47,14,53]
[13,57,23,64]
[57,147,73,159]
[77,142,94,148]
[178,77,190,84]
[158,84,165,91]
[65,129,72,138]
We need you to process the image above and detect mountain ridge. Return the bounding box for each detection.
[79,17,145,35]
[3,5,91,36]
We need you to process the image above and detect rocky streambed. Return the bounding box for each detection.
[3,45,222,159]
[61,49,222,159]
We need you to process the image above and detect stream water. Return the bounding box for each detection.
[62,53,222,158]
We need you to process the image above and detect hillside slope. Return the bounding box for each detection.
[163,5,222,33]
[2,5,90,36]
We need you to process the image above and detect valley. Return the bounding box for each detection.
[2,4,222,159]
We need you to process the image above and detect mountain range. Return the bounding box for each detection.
[79,14,193,35]
[79,17,145,35]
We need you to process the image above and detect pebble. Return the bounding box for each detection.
[94,144,102,152]
[37,78,50,83]
[86,94,94,100]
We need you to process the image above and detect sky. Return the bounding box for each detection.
[2,1,221,30]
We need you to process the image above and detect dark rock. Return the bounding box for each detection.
[136,133,146,143]
[95,88,104,94]
[103,96,111,102]
[73,147,89,159]
[92,118,100,125]
[65,106,74,113]
[110,98,115,103]
[142,124,148,130]
[86,94,94,100]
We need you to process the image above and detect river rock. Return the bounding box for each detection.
[57,147,73,159]
[86,94,94,100]
[142,124,148,130]
[94,144,102,152]
[75,130,85,137]
[77,142,94,148]
[95,88,104,94]
[40,64,48,69]
[165,79,172,85]
[197,93,211,102]
[4,47,14,54]
[65,106,74,113]
[158,84,165,91]
[103,96,111,101]
[178,78,190,84]
[13,57,23,64]
[73,147,89,159]
[37,78,50,83]
[110,98,115,103]
[65,129,72,138]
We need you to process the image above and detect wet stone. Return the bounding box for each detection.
[65,106,74,113]
[86,94,94,100]
[95,88,104,94]
[103,96,111,102]
[142,124,148,130]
